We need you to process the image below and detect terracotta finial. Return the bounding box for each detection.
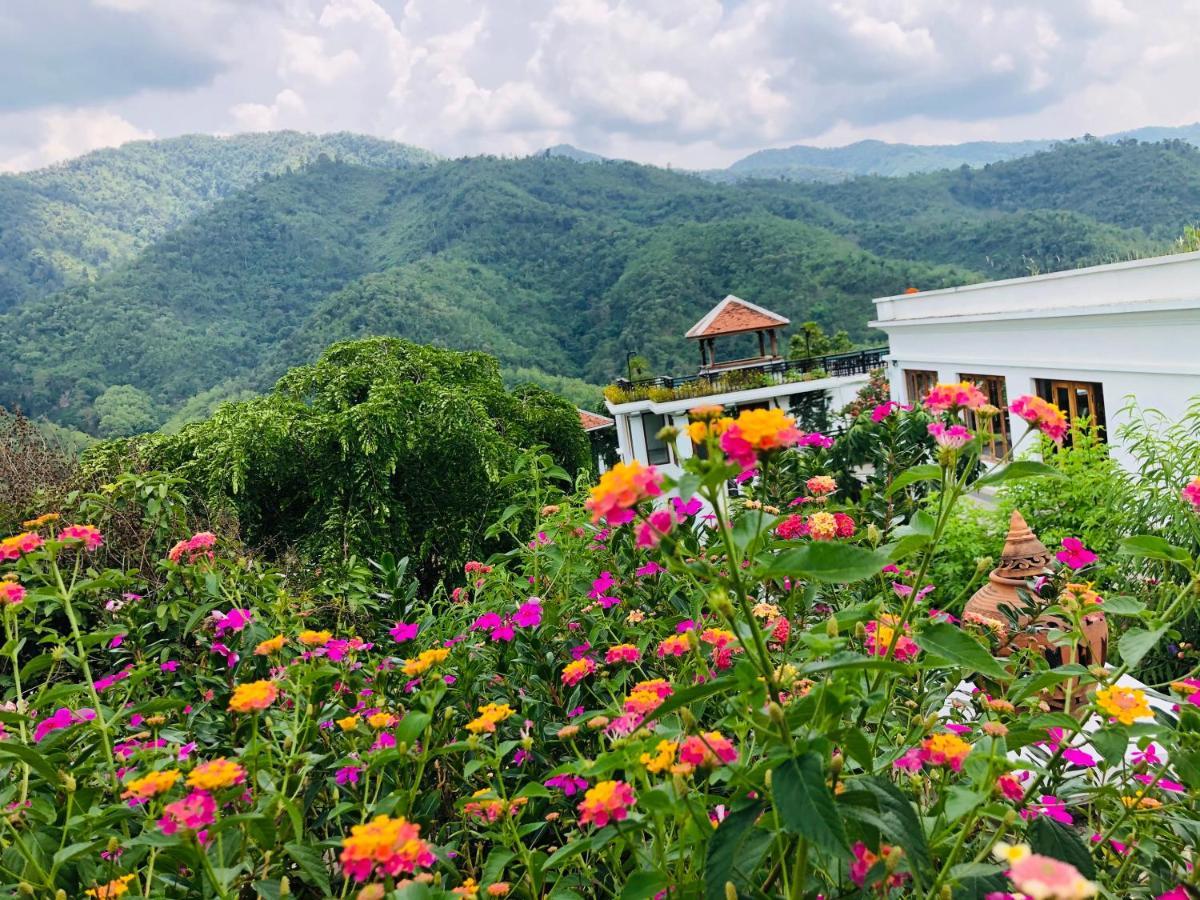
[995,509,1052,577]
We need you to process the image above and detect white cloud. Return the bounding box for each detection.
[0,108,153,171]
[3,0,1200,170]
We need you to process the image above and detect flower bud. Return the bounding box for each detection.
[657,425,680,443]
[709,590,735,619]
[557,725,580,739]
[866,523,881,545]
[1003,808,1018,826]
[279,876,291,896]
[107,837,120,853]
[975,556,994,574]
[396,741,410,755]
[767,702,786,727]
[17,883,33,895]
[725,882,738,900]
[61,773,76,793]
[827,617,840,637]
[680,707,698,729]
[55,891,67,900]
[672,773,688,796]
[587,716,609,730]
[830,752,843,778]
[885,846,904,872]
[853,621,865,638]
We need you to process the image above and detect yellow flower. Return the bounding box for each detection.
[255,634,287,655]
[992,841,1031,864]
[228,680,279,713]
[639,739,678,774]
[368,711,398,730]
[298,629,332,647]
[122,769,181,801]
[337,715,361,731]
[466,702,515,734]
[1095,685,1152,725]
[403,647,451,676]
[85,874,136,898]
[453,878,480,898]
[731,407,798,449]
[187,758,246,791]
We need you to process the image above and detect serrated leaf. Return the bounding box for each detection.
[284,841,331,895]
[704,801,772,900]
[1119,626,1168,667]
[1028,818,1095,879]
[774,754,849,856]
[846,777,932,883]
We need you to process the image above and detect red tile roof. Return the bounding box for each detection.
[578,409,614,431]
[685,295,790,339]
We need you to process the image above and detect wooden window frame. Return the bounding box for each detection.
[959,373,1010,460]
[904,369,938,405]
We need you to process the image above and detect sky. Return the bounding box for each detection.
[3,0,1199,173]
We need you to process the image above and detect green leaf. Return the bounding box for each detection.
[395,712,431,746]
[849,777,932,881]
[1119,535,1193,566]
[917,621,1008,681]
[51,841,96,874]
[0,740,60,783]
[1119,626,1168,667]
[773,754,850,856]
[1028,818,1095,879]
[1099,596,1146,616]
[760,543,891,584]
[620,870,669,900]
[944,787,985,824]
[886,464,943,496]
[544,836,593,871]
[645,676,736,723]
[704,801,772,900]
[974,459,1065,488]
[1090,728,1128,768]
[284,841,332,895]
[885,532,930,562]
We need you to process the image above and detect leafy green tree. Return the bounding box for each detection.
[788,321,854,359]
[94,385,160,437]
[85,338,590,588]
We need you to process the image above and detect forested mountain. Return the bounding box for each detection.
[0,131,435,309]
[720,123,1200,181]
[2,136,1197,437]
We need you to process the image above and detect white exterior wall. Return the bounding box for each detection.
[872,252,1200,470]
[607,373,869,484]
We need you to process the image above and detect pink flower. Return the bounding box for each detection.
[636,561,664,577]
[588,572,617,599]
[1182,477,1200,510]
[512,600,543,628]
[59,524,103,551]
[336,765,363,785]
[0,581,25,605]
[605,644,641,665]
[470,612,503,632]
[212,608,253,637]
[1023,794,1073,826]
[389,622,419,642]
[1056,538,1097,569]
[1011,395,1069,444]
[1157,887,1192,900]
[544,774,588,796]
[34,708,79,742]
[596,595,621,610]
[679,732,737,768]
[871,401,905,422]
[109,633,125,649]
[1007,853,1095,899]
[158,790,216,836]
[160,660,179,672]
[924,382,987,413]
[865,619,919,662]
[671,496,702,518]
[636,509,676,548]
[928,421,972,449]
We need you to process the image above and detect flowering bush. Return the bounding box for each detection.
[2,393,1200,898]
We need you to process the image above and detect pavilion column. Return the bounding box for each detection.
[769,329,778,357]
[757,330,766,357]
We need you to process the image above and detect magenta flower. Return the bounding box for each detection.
[336,765,363,785]
[545,774,589,796]
[670,496,703,518]
[635,561,664,577]
[1056,538,1097,569]
[389,622,419,642]
[212,608,253,637]
[512,600,543,628]
[33,707,94,742]
[588,572,617,599]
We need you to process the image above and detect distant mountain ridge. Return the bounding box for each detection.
[542,122,1200,182]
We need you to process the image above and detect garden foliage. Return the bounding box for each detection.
[3,382,1200,898]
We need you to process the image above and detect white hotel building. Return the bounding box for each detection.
[872,251,1200,468]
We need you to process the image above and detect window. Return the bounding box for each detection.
[642,413,672,465]
[959,373,1010,460]
[1038,379,1106,440]
[904,369,937,405]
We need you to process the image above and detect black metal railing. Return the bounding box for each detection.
[608,347,886,404]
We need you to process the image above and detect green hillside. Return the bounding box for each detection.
[3,136,1195,436]
[0,131,435,310]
